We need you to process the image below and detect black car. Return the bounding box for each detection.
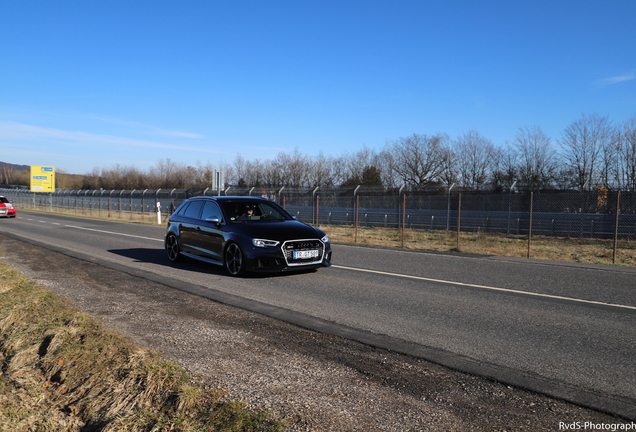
[165,196,332,276]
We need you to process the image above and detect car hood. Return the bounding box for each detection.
[229,220,324,241]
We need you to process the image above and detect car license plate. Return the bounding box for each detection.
[293,250,319,259]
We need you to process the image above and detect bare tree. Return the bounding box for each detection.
[598,128,620,188]
[217,160,235,189]
[616,115,636,190]
[233,154,247,187]
[436,133,458,188]
[559,113,613,189]
[377,147,401,189]
[336,145,378,187]
[489,144,519,191]
[454,130,495,190]
[274,148,308,187]
[306,151,335,187]
[330,155,348,187]
[514,126,557,190]
[81,167,102,190]
[385,133,446,188]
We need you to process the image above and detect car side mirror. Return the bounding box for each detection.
[291,214,297,220]
[206,217,221,226]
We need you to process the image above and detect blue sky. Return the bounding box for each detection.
[1,1,635,174]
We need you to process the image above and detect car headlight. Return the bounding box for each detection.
[252,238,280,248]
[321,235,329,244]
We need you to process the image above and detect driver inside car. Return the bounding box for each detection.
[237,205,255,220]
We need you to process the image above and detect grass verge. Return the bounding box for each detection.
[0,260,284,432]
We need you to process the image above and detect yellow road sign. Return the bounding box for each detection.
[30,166,55,192]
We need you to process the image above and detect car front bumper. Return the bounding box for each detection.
[245,243,332,273]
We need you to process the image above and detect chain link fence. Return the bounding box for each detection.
[2,186,634,265]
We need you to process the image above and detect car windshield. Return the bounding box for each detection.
[0,197,9,203]
[220,200,289,222]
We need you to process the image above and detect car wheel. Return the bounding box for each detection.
[166,234,182,263]
[225,243,246,277]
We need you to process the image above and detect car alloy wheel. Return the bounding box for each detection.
[225,243,245,276]
[166,234,182,263]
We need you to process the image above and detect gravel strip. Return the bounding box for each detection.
[0,235,629,431]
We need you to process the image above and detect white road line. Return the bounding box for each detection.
[52,223,60,225]
[332,265,636,311]
[64,225,163,242]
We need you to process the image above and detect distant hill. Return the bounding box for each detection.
[0,161,30,172]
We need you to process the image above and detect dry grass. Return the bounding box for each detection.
[0,261,284,432]
[322,225,636,267]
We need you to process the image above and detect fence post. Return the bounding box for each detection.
[119,190,123,218]
[312,186,319,225]
[402,193,406,248]
[528,192,534,259]
[613,190,621,264]
[130,190,135,220]
[457,193,462,251]
[355,194,359,243]
[108,190,114,218]
[446,183,455,231]
[142,189,147,221]
[507,181,516,236]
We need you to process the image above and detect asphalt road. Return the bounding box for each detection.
[2,210,635,418]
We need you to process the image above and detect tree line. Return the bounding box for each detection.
[3,112,636,192]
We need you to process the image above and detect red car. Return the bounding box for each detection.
[0,196,16,218]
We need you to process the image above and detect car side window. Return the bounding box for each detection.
[183,201,204,219]
[175,202,190,216]
[201,201,222,221]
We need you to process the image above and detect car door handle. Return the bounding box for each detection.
[196,227,201,231]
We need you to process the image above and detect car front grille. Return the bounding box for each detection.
[282,239,325,266]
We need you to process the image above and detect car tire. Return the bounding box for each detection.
[166,233,183,263]
[225,242,246,277]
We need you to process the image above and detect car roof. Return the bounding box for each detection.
[188,196,268,202]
